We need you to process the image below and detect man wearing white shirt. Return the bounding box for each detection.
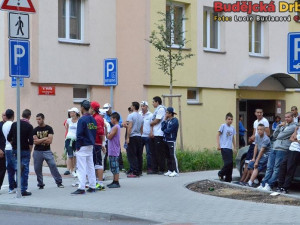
[2,109,16,193]
[291,106,300,124]
[150,96,166,175]
[240,108,270,184]
[139,101,153,173]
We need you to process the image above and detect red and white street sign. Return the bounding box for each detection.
[38,86,56,96]
[0,0,36,13]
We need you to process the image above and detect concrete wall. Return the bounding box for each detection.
[198,0,289,89]
[32,0,116,85]
[147,86,237,150]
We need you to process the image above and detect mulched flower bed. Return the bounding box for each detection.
[187,179,300,206]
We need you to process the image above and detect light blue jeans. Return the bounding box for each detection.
[261,149,287,188]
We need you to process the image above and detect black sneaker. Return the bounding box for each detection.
[21,191,32,196]
[157,171,164,175]
[71,189,85,195]
[108,183,120,188]
[37,184,45,189]
[86,187,96,193]
[107,182,115,188]
[64,170,70,175]
[57,183,64,188]
[281,188,288,194]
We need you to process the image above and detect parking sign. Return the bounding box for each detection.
[9,39,30,78]
[288,32,300,74]
[104,58,118,86]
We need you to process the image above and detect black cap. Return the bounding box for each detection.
[81,100,90,110]
[5,109,14,119]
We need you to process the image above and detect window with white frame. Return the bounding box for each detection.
[166,3,185,47]
[73,86,90,103]
[203,8,220,50]
[58,0,84,41]
[187,88,200,104]
[249,19,263,55]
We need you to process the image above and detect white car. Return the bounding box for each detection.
[293,63,300,69]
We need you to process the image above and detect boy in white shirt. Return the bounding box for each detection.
[217,112,236,182]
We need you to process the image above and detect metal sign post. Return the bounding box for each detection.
[16,77,21,198]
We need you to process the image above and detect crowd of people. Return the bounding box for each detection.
[0,96,180,196]
[217,106,300,194]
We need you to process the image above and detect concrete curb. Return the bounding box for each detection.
[0,203,158,224]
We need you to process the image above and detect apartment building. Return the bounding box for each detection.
[0,0,299,161]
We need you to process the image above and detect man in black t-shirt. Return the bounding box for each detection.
[33,113,63,189]
[7,109,33,196]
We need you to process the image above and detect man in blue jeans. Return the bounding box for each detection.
[2,109,16,193]
[260,112,296,191]
[139,101,153,173]
[8,109,33,196]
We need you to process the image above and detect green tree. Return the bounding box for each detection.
[147,1,194,106]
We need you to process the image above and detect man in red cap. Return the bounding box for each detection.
[90,101,106,191]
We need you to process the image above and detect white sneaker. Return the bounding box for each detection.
[72,181,79,187]
[256,184,264,190]
[169,171,179,177]
[8,189,16,194]
[72,171,77,178]
[254,179,259,185]
[263,183,272,191]
[164,170,172,176]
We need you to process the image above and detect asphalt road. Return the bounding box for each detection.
[0,210,155,225]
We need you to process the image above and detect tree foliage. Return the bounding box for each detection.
[147,1,194,101]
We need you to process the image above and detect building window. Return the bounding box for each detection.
[187,88,200,104]
[249,19,263,55]
[73,86,90,103]
[58,0,83,41]
[166,3,185,47]
[203,8,220,50]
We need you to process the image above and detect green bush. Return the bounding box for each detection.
[121,149,236,172]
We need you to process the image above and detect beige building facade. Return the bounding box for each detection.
[1,0,300,163]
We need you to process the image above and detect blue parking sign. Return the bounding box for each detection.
[9,39,30,78]
[104,58,118,86]
[288,32,300,74]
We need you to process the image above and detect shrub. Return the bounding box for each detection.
[120,148,236,172]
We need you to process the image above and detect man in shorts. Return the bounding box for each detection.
[246,124,270,187]
[240,108,270,184]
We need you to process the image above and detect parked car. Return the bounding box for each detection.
[235,145,300,182]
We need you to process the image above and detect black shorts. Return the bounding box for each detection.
[245,144,255,163]
[93,145,103,168]
[65,139,76,158]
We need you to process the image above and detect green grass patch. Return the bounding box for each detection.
[121,149,236,173]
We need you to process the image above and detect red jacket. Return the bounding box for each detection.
[93,113,104,145]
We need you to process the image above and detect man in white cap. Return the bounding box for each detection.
[139,101,153,174]
[102,103,124,171]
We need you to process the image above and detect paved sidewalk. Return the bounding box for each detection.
[0,166,300,225]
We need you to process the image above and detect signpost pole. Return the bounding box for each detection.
[110,86,114,110]
[16,77,21,198]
